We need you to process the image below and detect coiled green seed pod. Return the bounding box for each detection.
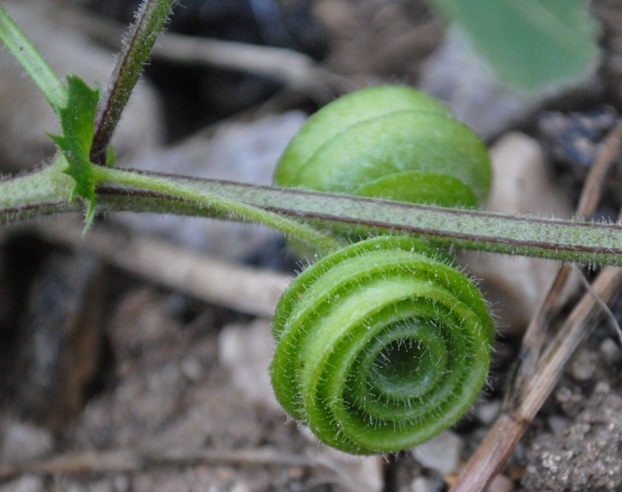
[271,86,495,454]
[274,85,491,208]
[270,235,494,454]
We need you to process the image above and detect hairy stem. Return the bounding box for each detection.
[90,0,174,164]
[0,5,67,112]
[0,157,75,212]
[96,170,622,266]
[93,166,343,255]
[3,165,622,266]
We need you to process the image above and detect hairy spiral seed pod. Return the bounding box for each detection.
[270,86,494,453]
[274,85,492,208]
[270,236,494,454]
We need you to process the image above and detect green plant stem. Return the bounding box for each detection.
[90,0,175,164]
[92,166,344,255]
[0,5,67,112]
[95,170,622,266]
[3,164,622,266]
[0,157,74,211]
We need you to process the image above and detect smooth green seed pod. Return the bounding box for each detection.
[274,85,492,208]
[270,235,494,455]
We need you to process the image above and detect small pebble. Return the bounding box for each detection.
[180,356,203,382]
[410,476,441,492]
[538,107,619,168]
[488,473,515,492]
[218,319,277,407]
[547,416,569,435]
[230,483,251,492]
[0,420,53,463]
[476,400,501,425]
[0,475,44,492]
[569,351,594,382]
[600,338,622,364]
[412,430,463,476]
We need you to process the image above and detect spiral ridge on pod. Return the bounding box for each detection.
[270,236,494,454]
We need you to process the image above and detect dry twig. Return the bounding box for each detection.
[0,446,337,481]
[39,218,290,318]
[53,6,359,102]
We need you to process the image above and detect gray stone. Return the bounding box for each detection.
[0,475,45,492]
[568,350,595,382]
[600,338,622,364]
[488,473,515,492]
[0,419,53,463]
[475,400,501,425]
[410,476,440,492]
[412,430,463,476]
[458,132,575,333]
[218,319,277,408]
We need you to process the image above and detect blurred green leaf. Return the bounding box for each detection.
[428,0,601,92]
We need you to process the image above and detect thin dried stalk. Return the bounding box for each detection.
[54,6,359,102]
[39,218,289,317]
[0,446,336,480]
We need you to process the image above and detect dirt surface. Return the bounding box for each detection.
[1,1,622,491]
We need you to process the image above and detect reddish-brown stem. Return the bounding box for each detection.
[90,0,173,165]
